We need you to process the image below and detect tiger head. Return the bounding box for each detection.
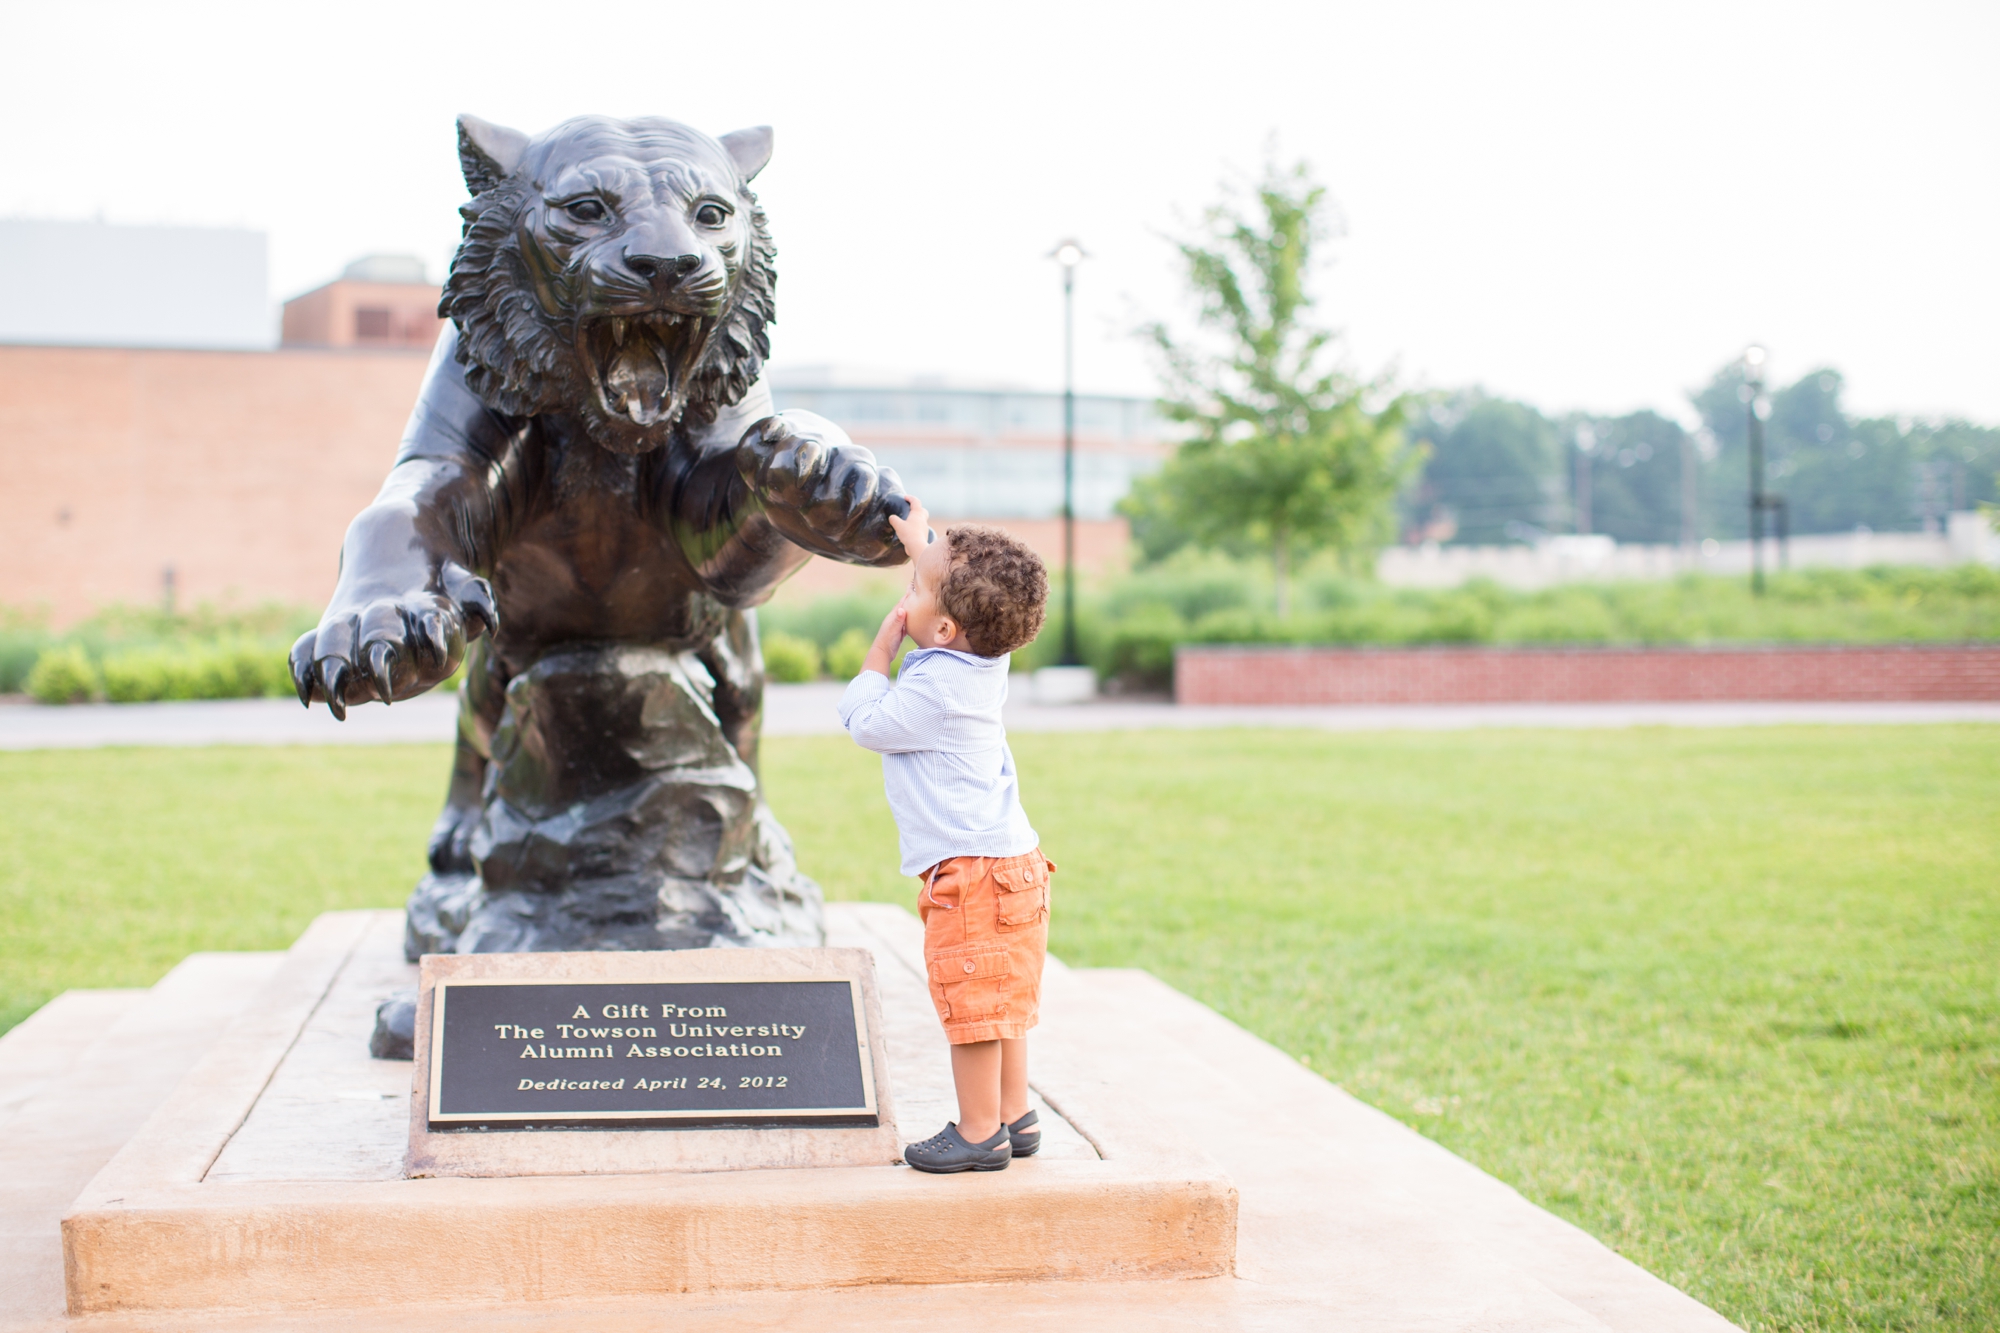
[442,113,778,453]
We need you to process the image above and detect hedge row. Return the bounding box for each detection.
[23,641,297,705]
[759,561,2000,687]
[12,564,1995,702]
[1083,562,2000,687]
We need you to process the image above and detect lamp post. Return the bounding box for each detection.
[1051,239,1085,666]
[1743,344,1769,594]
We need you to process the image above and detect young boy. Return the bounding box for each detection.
[838,495,1054,1173]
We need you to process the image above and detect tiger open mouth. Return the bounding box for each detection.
[579,312,714,429]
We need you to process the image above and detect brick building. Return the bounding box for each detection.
[0,342,1154,622]
[2,262,1157,623]
[0,343,430,621]
[279,255,445,351]
[1,220,1159,623]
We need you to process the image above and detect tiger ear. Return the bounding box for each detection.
[457,114,530,195]
[719,126,773,182]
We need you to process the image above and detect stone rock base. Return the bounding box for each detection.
[409,643,826,957]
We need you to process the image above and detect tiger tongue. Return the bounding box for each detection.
[601,340,673,425]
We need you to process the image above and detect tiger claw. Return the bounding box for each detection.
[289,633,316,708]
[319,659,350,722]
[368,642,397,705]
[422,613,450,667]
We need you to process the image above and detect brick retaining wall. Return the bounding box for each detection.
[1173,643,2000,705]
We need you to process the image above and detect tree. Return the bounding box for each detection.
[1570,409,1690,543]
[1122,159,1413,616]
[1691,364,2000,537]
[1402,391,1566,544]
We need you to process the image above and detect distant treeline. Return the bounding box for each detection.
[1401,364,2000,546]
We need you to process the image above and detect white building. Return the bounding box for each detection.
[770,367,1163,521]
[0,219,273,350]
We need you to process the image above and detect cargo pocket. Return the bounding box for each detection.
[993,857,1050,932]
[929,942,1013,1022]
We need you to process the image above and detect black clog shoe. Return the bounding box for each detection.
[903,1121,1011,1174]
[1007,1109,1042,1157]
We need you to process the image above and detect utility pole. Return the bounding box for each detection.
[1051,240,1085,665]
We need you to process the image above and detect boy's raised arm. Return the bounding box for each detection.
[839,654,948,754]
[861,602,907,681]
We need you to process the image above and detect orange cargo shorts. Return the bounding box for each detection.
[917,849,1054,1044]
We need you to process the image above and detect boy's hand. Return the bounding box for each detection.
[886,495,932,559]
[862,602,908,679]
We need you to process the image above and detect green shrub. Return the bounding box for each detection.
[761,631,822,683]
[97,642,291,703]
[1,624,54,694]
[825,628,870,680]
[1415,592,1495,644]
[1102,552,1261,624]
[260,646,300,698]
[100,651,178,703]
[759,591,899,652]
[1103,607,1186,689]
[204,642,285,699]
[1494,590,1619,645]
[26,646,101,704]
[1007,613,1083,672]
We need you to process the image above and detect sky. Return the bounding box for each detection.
[3,0,1994,423]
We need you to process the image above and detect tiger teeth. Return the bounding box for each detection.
[610,317,627,346]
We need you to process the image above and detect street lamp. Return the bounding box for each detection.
[1742,344,1786,594]
[1050,239,1086,666]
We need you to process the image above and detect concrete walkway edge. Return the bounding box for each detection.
[4,687,1996,750]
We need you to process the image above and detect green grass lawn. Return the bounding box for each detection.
[2,727,1995,1331]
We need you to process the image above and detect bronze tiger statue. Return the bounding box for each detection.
[291,114,908,960]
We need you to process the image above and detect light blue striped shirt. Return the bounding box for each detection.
[837,648,1040,876]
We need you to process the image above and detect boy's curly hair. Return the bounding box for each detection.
[938,525,1049,658]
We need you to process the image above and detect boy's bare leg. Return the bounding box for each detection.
[949,1040,1002,1142]
[999,1037,1029,1125]
[951,1037,1031,1142]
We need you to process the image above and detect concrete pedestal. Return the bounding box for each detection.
[58,909,1235,1319]
[0,903,1743,1331]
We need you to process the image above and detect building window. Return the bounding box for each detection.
[355,308,393,340]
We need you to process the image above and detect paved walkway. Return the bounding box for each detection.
[771,684,2000,737]
[2,686,1994,750]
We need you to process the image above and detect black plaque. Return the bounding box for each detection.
[426,977,876,1129]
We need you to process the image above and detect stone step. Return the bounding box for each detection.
[0,953,282,1333]
[0,990,145,1130]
